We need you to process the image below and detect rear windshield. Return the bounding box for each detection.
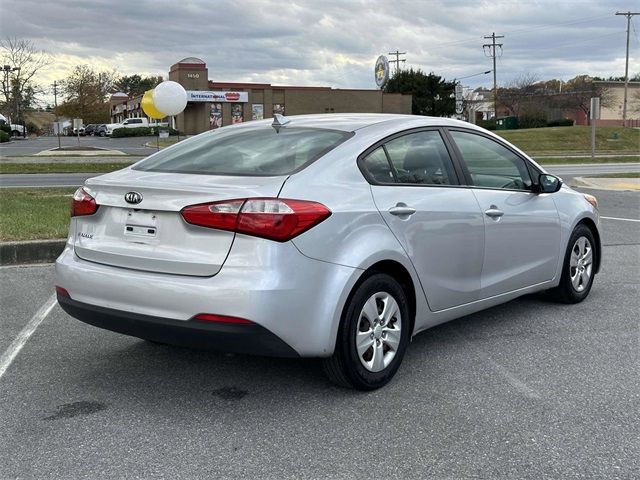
[133,126,352,176]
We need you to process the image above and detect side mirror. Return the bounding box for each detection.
[537,173,562,194]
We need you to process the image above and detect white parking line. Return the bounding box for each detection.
[0,293,57,380]
[601,216,640,223]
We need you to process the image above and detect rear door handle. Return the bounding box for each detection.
[389,204,416,216]
[484,205,504,218]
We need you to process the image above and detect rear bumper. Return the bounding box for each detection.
[58,294,300,357]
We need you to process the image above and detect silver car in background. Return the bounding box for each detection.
[55,114,601,390]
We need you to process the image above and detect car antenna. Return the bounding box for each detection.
[272,113,290,133]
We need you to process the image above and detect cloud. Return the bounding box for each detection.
[1,0,637,105]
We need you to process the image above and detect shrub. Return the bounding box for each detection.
[546,118,574,127]
[26,121,42,135]
[477,119,496,130]
[0,130,10,142]
[517,115,547,129]
[0,123,11,134]
[111,126,180,137]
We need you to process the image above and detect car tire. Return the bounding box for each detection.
[11,130,20,136]
[548,224,596,304]
[323,273,411,390]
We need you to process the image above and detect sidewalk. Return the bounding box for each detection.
[572,177,640,192]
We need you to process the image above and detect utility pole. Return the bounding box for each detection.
[388,50,406,74]
[483,32,504,119]
[52,80,61,149]
[615,11,639,128]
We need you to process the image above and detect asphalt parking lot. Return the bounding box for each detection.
[0,135,159,156]
[1,188,638,479]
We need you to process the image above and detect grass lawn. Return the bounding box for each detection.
[0,188,74,241]
[496,126,639,154]
[0,162,133,174]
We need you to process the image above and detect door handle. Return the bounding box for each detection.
[484,205,504,218]
[389,204,416,217]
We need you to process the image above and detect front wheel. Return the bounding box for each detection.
[548,224,596,303]
[323,273,411,390]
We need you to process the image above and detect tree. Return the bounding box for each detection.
[562,75,614,124]
[112,74,164,97]
[56,65,117,124]
[0,37,50,122]
[384,68,456,117]
[497,72,540,117]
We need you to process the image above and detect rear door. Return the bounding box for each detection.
[446,129,561,298]
[361,129,485,312]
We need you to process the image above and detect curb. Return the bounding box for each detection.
[0,239,66,266]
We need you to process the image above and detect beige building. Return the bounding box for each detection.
[111,57,412,135]
[593,80,640,125]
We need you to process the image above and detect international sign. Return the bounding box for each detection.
[374,56,389,88]
[186,91,249,103]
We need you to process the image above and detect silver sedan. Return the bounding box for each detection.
[55,114,601,390]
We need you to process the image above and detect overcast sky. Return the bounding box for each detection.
[1,0,638,100]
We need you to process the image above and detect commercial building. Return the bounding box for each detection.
[110,57,412,134]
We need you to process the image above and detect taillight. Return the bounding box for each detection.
[71,187,98,217]
[181,198,331,242]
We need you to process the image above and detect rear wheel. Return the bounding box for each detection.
[548,224,596,303]
[323,273,411,390]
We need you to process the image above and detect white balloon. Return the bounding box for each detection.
[152,81,188,116]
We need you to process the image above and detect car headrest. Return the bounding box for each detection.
[403,145,443,171]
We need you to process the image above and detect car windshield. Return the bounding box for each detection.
[133,126,352,176]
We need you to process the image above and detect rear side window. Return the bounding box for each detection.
[134,126,352,176]
[360,130,458,186]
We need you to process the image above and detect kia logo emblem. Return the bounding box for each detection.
[124,191,143,204]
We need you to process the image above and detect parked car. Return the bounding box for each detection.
[0,113,26,137]
[55,114,601,390]
[94,124,108,137]
[84,124,97,136]
[72,125,85,136]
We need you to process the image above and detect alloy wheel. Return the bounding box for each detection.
[570,236,593,293]
[355,292,402,372]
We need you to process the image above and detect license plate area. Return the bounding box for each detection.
[124,209,158,238]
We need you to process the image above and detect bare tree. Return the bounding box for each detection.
[57,65,118,123]
[0,37,50,120]
[497,72,540,117]
[561,75,614,124]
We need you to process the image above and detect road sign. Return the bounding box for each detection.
[455,100,464,114]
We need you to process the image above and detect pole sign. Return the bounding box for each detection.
[590,97,600,120]
[374,56,390,89]
[455,83,464,115]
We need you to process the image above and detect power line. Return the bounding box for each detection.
[388,50,406,74]
[483,32,504,119]
[615,10,640,127]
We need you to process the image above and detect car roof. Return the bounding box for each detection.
[252,113,481,133]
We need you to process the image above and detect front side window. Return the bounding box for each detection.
[449,130,532,191]
[134,126,352,176]
[383,131,458,186]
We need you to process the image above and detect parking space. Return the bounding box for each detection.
[0,136,158,156]
[1,192,638,479]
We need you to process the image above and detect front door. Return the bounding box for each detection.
[361,129,485,312]
[447,130,561,298]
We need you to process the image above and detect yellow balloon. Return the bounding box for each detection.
[141,90,166,119]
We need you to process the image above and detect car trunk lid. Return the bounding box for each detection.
[73,169,287,276]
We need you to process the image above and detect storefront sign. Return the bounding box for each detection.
[187,90,248,103]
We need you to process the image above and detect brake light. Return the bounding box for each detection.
[181,198,331,242]
[71,187,98,217]
[55,286,70,298]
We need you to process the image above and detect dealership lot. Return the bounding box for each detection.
[1,188,638,479]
